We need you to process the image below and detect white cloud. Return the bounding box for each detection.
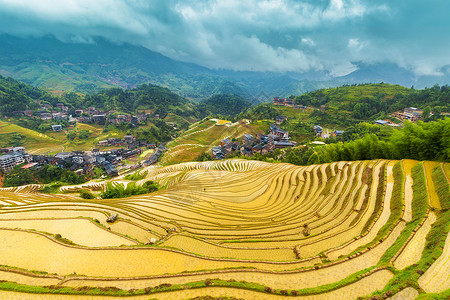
[301,38,315,47]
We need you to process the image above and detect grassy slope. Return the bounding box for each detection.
[0,120,62,154]
[0,120,131,154]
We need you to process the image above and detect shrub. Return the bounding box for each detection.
[39,182,65,194]
[80,190,95,199]
[143,180,159,193]
[204,279,212,286]
[101,181,159,199]
[124,170,148,181]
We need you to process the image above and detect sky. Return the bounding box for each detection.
[0,0,449,77]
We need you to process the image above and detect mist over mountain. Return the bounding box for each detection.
[1,34,449,100]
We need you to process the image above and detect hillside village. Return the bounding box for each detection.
[209,104,437,161]
[0,143,165,177]
[211,122,296,159]
[12,101,167,132]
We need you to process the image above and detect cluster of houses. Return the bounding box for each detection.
[97,135,156,150]
[12,102,70,121]
[12,101,161,131]
[273,97,308,109]
[392,107,424,122]
[0,144,165,176]
[76,108,150,126]
[273,97,295,107]
[313,125,344,139]
[211,123,296,160]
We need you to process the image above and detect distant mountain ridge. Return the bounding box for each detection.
[0,34,449,99]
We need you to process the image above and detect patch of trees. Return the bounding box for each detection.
[100,181,159,199]
[238,103,278,121]
[134,119,178,143]
[198,94,251,117]
[0,75,41,114]
[66,129,91,141]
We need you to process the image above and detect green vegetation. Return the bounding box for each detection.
[39,182,66,194]
[238,103,278,120]
[100,181,159,199]
[0,267,382,298]
[84,84,197,117]
[79,190,96,199]
[124,170,148,180]
[367,162,449,299]
[198,94,251,117]
[0,75,200,125]
[0,120,61,152]
[3,164,87,187]
[410,163,430,220]
[0,75,41,114]
[295,83,449,118]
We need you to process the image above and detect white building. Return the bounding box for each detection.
[0,153,25,172]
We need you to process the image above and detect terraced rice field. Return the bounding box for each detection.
[161,119,263,164]
[0,159,448,299]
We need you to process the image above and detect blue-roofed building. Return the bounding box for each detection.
[375,120,389,125]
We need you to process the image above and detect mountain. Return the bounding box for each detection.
[0,34,341,99]
[1,35,449,101]
[0,34,248,99]
[337,62,450,90]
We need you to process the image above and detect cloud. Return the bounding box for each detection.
[0,0,449,76]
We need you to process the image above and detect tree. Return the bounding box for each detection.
[66,131,77,141]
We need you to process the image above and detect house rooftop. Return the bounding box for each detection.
[375,120,389,125]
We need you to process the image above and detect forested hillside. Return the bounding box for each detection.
[295,83,449,119]
[198,94,251,116]
[0,75,44,114]
[0,76,201,120]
